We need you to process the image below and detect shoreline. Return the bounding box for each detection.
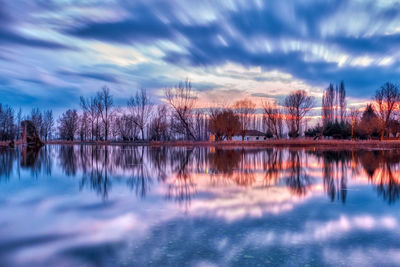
[2,139,400,149]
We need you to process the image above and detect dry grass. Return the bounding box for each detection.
[150,139,400,149]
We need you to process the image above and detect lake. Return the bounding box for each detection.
[0,145,400,266]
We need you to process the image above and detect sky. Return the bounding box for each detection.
[1,0,400,115]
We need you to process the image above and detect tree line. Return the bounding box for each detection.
[1,79,400,142]
[306,81,400,140]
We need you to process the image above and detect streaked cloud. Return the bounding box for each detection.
[1,0,400,112]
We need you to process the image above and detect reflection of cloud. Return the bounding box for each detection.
[323,247,400,266]
[188,174,323,221]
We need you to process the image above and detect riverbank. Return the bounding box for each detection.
[150,139,400,149]
[2,139,400,149]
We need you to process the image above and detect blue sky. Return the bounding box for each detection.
[1,0,400,114]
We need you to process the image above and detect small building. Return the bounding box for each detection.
[232,130,266,141]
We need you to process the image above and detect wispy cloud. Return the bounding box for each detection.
[1,0,400,110]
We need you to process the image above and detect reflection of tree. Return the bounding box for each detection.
[376,162,400,204]
[233,150,256,186]
[166,148,196,210]
[127,146,152,198]
[361,150,400,204]
[359,150,380,178]
[0,147,15,180]
[285,150,311,196]
[58,145,78,176]
[58,145,156,199]
[78,146,112,199]
[148,147,168,182]
[21,145,51,177]
[208,149,240,178]
[208,148,258,186]
[309,150,350,203]
[263,149,283,186]
[322,151,349,203]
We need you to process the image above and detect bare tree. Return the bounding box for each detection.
[115,113,137,141]
[262,100,283,139]
[30,108,43,137]
[349,107,361,139]
[283,90,314,138]
[149,104,170,141]
[0,104,15,141]
[80,96,100,141]
[79,112,90,141]
[96,86,114,141]
[15,108,22,140]
[127,88,153,140]
[339,81,346,122]
[233,98,256,141]
[322,83,335,127]
[58,109,79,140]
[165,79,197,140]
[42,110,54,141]
[374,82,400,140]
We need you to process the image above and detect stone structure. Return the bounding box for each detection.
[21,120,44,148]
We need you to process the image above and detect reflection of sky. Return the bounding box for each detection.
[1,146,400,265]
[2,1,400,113]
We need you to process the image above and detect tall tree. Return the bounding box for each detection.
[42,110,54,141]
[79,112,90,141]
[339,81,346,122]
[127,88,153,140]
[283,90,314,138]
[30,108,43,137]
[80,96,100,141]
[233,98,256,141]
[0,104,15,141]
[149,105,170,141]
[165,79,197,140]
[349,107,361,139]
[374,82,400,140]
[96,86,114,141]
[58,109,79,140]
[262,100,283,139]
[322,83,335,127]
[16,108,22,140]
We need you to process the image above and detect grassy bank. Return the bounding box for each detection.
[150,139,400,149]
[2,139,400,149]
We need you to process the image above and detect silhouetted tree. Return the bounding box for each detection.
[339,81,346,122]
[0,104,15,141]
[165,79,197,140]
[374,82,400,140]
[262,100,283,139]
[357,104,380,139]
[283,90,314,138]
[80,96,100,140]
[233,98,256,140]
[42,110,54,141]
[96,86,114,141]
[58,109,79,140]
[149,105,170,141]
[128,88,153,140]
[322,83,335,127]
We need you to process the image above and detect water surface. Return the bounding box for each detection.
[1,145,400,266]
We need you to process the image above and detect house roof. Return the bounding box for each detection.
[235,130,265,136]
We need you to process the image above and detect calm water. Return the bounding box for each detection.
[1,145,400,267]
